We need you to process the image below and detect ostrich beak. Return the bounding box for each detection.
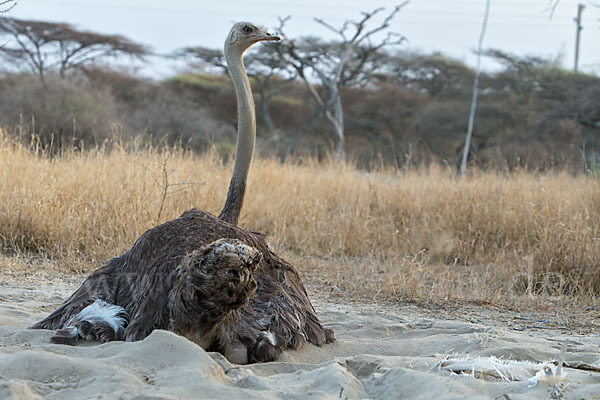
[257,31,280,42]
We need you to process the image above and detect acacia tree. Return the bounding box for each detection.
[0,0,16,12]
[375,51,475,99]
[482,49,557,99]
[0,17,148,85]
[486,49,600,131]
[175,44,297,155]
[275,4,407,159]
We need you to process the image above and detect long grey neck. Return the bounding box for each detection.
[218,44,255,226]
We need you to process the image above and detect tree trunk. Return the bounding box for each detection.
[460,0,491,175]
[322,91,345,160]
[38,65,46,87]
[332,95,344,159]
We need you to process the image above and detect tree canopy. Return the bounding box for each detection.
[0,17,148,84]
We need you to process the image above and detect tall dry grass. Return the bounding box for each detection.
[1,131,599,307]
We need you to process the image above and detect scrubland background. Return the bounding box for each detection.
[2,58,599,172]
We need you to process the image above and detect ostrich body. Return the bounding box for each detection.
[32,22,335,363]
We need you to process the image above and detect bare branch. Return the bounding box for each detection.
[0,0,16,13]
[546,0,561,20]
[277,4,407,158]
[313,17,346,38]
[356,2,408,47]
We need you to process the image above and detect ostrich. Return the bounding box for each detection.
[32,22,335,364]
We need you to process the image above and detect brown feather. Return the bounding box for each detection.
[32,209,335,362]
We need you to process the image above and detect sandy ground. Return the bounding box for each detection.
[1,270,599,400]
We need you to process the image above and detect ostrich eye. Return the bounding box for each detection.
[242,25,253,33]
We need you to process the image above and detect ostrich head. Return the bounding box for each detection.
[225,22,280,53]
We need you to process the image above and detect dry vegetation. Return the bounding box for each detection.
[1,130,599,313]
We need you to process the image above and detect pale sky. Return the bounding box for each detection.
[6,0,600,77]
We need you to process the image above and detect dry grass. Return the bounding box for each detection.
[1,131,599,310]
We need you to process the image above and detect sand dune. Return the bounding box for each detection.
[1,277,599,399]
